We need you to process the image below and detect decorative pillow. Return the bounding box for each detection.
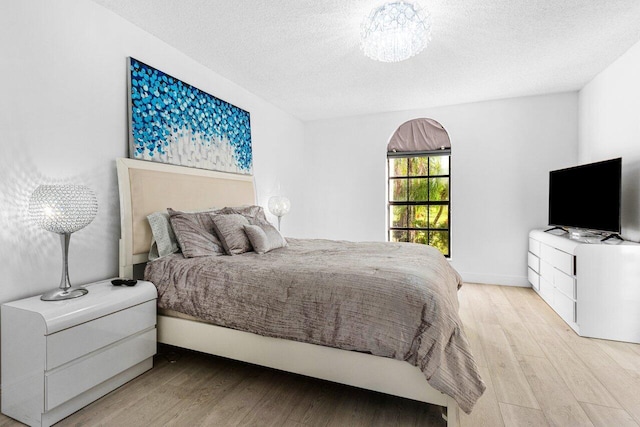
[147,211,179,260]
[211,214,252,255]
[219,205,269,225]
[147,207,219,260]
[243,223,287,254]
[167,208,225,258]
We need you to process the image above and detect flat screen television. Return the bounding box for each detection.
[548,157,621,233]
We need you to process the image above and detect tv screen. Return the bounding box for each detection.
[548,158,621,233]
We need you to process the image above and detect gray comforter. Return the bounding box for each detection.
[145,238,485,413]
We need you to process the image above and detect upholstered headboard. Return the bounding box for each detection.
[116,158,256,277]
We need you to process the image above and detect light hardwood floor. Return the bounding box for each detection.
[2,283,640,426]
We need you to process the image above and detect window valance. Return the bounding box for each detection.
[387,118,450,155]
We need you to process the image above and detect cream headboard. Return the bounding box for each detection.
[116,158,256,277]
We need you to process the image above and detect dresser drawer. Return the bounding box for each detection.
[539,260,554,282]
[538,276,554,305]
[45,328,156,410]
[554,270,576,300]
[540,244,574,276]
[529,238,541,257]
[527,252,540,273]
[47,300,156,370]
[528,267,540,291]
[553,289,576,324]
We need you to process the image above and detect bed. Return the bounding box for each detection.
[116,157,484,426]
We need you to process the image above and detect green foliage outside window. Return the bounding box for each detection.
[388,155,450,256]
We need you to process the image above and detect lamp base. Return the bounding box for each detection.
[40,287,88,301]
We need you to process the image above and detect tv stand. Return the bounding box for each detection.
[528,229,640,343]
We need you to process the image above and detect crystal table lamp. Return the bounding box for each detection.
[29,184,98,301]
[268,196,290,231]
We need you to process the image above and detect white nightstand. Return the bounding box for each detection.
[1,279,157,427]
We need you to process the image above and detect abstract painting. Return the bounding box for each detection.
[127,57,252,174]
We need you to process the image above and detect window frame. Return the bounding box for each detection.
[387,149,451,257]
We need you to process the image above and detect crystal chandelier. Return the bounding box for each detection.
[360,1,432,63]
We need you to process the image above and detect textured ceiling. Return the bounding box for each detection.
[92,0,640,121]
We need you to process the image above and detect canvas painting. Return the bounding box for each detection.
[128,57,253,175]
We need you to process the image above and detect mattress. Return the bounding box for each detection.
[145,238,485,413]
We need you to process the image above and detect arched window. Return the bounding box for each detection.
[387,118,451,256]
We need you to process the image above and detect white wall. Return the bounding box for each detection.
[5,1,623,299]
[303,93,578,286]
[0,0,305,303]
[579,39,640,242]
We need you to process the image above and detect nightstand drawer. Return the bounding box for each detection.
[45,328,156,411]
[46,300,156,370]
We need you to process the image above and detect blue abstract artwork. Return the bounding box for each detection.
[128,57,252,174]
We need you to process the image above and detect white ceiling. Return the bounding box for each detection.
[92,0,640,122]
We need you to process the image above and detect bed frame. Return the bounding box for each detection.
[116,157,459,426]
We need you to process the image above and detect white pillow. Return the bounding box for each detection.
[147,211,179,260]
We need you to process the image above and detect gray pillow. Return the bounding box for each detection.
[219,205,269,225]
[167,208,225,258]
[211,214,252,255]
[243,223,287,254]
[147,207,219,259]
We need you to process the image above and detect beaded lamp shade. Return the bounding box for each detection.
[268,196,291,231]
[29,185,98,234]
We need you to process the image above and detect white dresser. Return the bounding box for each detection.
[528,229,640,343]
[1,279,157,427]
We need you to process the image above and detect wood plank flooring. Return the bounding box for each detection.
[459,284,640,427]
[1,283,639,426]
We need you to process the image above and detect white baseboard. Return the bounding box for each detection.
[459,272,530,287]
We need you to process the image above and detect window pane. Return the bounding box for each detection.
[429,156,449,176]
[389,158,408,177]
[410,230,428,245]
[429,231,449,256]
[428,178,449,201]
[409,156,429,176]
[408,178,428,201]
[389,179,408,201]
[387,153,450,258]
[429,205,449,229]
[391,230,409,242]
[390,205,408,228]
[409,205,428,228]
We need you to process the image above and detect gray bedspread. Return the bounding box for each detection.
[145,238,485,413]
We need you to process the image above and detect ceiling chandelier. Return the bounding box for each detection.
[360,1,432,63]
